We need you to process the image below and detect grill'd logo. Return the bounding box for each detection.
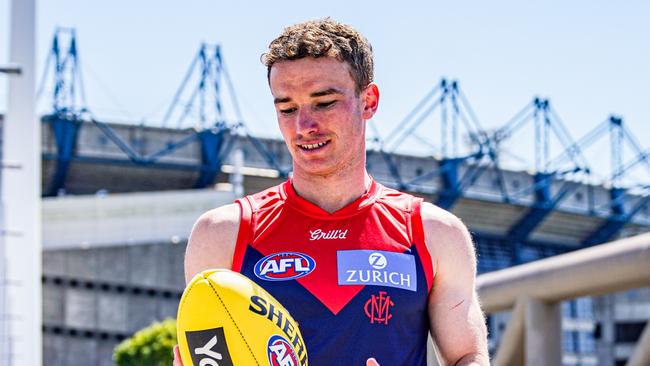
[254,252,316,281]
[364,291,394,325]
[309,228,348,241]
[267,334,299,366]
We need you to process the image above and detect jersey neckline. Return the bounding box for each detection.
[280,178,382,219]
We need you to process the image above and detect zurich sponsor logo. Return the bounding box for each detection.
[368,252,387,269]
[254,252,316,281]
[337,250,417,292]
[267,334,299,366]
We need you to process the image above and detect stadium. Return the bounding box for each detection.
[2,2,649,365]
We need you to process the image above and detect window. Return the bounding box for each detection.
[563,330,576,353]
[475,237,511,273]
[615,322,647,343]
[575,297,593,319]
[574,191,583,202]
[577,331,595,353]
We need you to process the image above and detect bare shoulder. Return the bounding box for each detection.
[420,204,488,364]
[184,203,241,283]
[420,202,476,272]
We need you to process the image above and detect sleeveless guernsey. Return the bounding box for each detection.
[233,179,434,366]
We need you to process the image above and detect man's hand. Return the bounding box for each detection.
[173,345,183,366]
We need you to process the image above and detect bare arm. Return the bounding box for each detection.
[184,203,241,283]
[422,202,489,366]
[175,203,241,366]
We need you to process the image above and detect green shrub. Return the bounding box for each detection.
[113,318,177,366]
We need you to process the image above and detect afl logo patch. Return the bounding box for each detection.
[267,334,299,366]
[254,252,316,281]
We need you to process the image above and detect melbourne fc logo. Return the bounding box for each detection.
[364,291,394,325]
[254,252,316,281]
[267,334,299,366]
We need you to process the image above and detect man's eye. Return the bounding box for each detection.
[279,107,297,114]
[317,101,336,108]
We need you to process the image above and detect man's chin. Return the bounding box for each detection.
[292,162,339,178]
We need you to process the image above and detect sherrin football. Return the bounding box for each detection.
[177,269,308,366]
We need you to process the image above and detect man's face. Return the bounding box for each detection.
[269,57,378,177]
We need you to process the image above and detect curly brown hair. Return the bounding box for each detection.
[262,18,374,94]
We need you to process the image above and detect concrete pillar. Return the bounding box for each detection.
[1,0,40,365]
[426,335,440,366]
[596,294,616,365]
[230,148,244,197]
[525,298,561,366]
[493,298,525,366]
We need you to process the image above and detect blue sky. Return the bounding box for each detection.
[1,0,649,183]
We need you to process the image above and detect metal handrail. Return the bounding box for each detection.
[474,233,650,366]
[477,233,650,312]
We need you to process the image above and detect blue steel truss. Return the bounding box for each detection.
[582,187,650,246]
[557,116,650,245]
[41,112,235,193]
[491,98,591,249]
[40,31,286,195]
[374,78,504,209]
[162,43,234,129]
[37,27,88,195]
[37,27,87,117]
[42,114,82,196]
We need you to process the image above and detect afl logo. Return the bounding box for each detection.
[254,252,316,281]
[267,334,299,366]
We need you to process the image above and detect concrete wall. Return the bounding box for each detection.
[43,241,186,366]
[41,188,235,365]
[42,188,235,249]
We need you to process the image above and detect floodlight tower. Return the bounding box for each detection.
[1,0,41,365]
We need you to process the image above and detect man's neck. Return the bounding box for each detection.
[291,168,371,214]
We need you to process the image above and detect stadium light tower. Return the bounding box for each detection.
[1,0,41,365]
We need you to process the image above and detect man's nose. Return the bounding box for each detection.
[296,109,318,136]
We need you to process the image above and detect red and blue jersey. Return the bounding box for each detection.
[233,179,434,366]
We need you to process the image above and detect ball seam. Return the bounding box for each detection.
[206,278,261,366]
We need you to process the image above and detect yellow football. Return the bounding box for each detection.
[177,269,308,366]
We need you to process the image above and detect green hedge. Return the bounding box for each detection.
[113,318,177,366]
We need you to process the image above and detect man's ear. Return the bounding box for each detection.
[362,83,380,120]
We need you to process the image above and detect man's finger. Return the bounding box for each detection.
[173,345,183,366]
[367,357,380,366]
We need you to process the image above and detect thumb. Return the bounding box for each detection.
[367,358,380,366]
[173,345,183,366]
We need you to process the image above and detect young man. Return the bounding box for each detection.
[175,18,489,366]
